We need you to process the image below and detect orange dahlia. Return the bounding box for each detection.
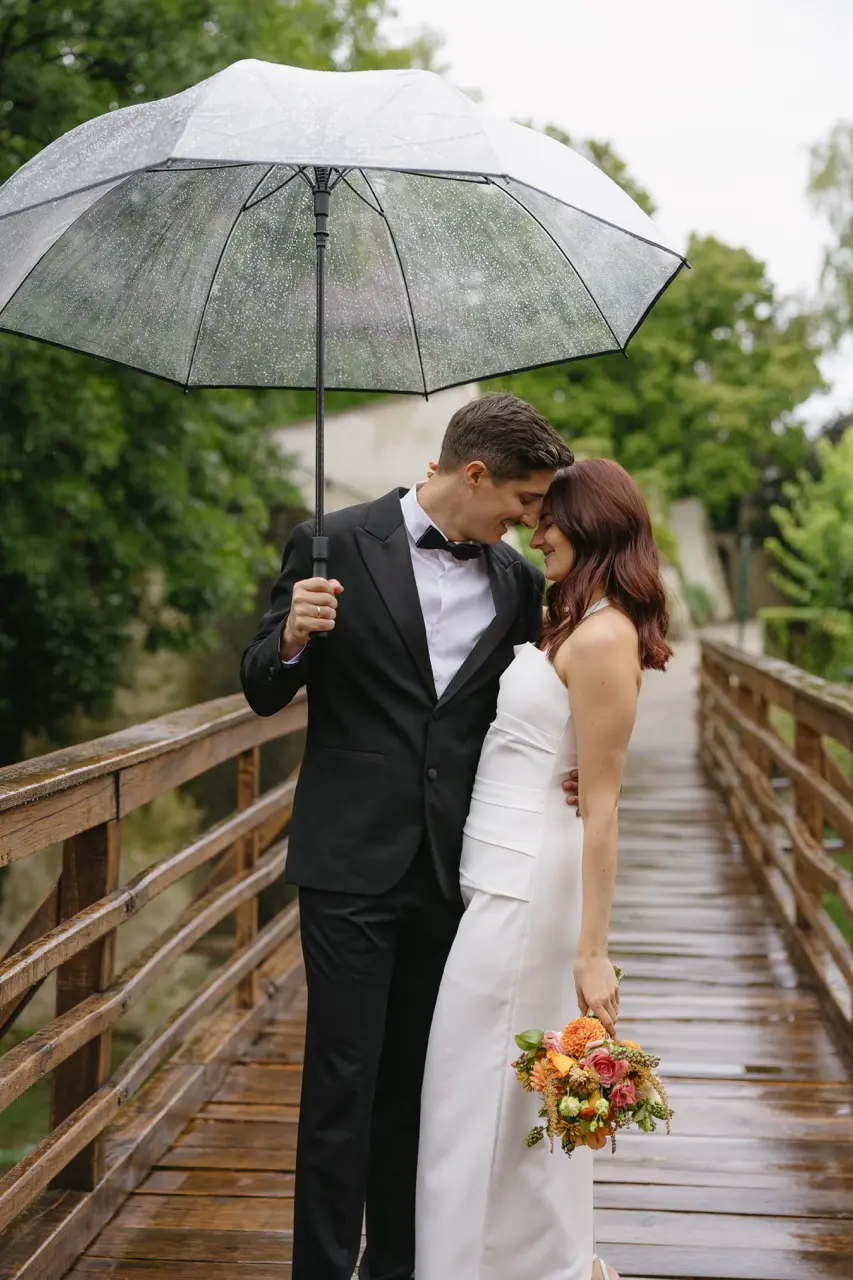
[530,1059,554,1094]
[561,1017,607,1058]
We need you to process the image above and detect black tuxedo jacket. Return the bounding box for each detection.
[240,488,545,897]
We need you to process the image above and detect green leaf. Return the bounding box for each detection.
[514,1029,545,1052]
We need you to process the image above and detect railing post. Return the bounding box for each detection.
[753,692,771,775]
[236,745,261,1006]
[793,718,824,929]
[50,817,121,1190]
[698,649,713,768]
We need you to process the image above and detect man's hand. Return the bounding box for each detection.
[280,577,344,659]
[562,769,579,809]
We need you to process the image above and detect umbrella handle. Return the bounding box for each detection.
[312,535,329,580]
[312,536,330,643]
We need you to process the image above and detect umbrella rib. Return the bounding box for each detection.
[359,170,428,398]
[0,168,143,224]
[0,173,136,320]
[339,174,382,215]
[488,178,624,354]
[185,164,275,387]
[243,167,300,211]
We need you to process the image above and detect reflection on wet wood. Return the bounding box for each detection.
[57,749,853,1279]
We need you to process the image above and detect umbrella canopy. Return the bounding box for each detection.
[0,59,685,394]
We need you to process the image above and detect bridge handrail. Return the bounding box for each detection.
[0,691,306,1250]
[700,639,853,1042]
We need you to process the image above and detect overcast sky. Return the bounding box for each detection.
[391,0,853,427]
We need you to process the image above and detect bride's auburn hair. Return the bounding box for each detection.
[541,458,672,672]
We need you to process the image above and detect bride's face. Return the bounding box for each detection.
[530,508,576,582]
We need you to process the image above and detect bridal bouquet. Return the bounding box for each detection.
[511,1014,671,1156]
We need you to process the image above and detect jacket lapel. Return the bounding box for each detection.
[435,541,519,710]
[355,489,437,700]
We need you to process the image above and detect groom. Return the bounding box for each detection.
[240,393,574,1280]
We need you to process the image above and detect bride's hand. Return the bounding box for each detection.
[574,953,619,1038]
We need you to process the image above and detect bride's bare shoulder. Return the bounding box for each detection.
[554,607,640,682]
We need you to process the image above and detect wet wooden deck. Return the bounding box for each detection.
[65,748,853,1280]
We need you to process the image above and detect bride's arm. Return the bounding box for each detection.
[556,623,639,1037]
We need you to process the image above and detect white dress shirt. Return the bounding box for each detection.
[400,485,495,698]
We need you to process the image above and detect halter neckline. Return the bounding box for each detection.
[580,597,610,621]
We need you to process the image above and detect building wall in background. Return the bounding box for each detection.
[669,497,734,622]
[274,385,479,510]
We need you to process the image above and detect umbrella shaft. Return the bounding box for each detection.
[313,171,331,579]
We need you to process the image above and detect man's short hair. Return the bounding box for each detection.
[438,393,574,480]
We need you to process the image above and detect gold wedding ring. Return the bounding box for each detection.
[316,605,322,618]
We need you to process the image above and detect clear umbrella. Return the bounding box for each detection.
[0,59,686,574]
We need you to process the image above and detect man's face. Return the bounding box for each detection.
[461,465,555,544]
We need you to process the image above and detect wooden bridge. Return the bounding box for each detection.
[1,638,853,1279]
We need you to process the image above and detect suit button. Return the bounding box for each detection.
[427,767,438,781]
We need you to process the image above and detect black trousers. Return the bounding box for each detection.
[293,846,463,1280]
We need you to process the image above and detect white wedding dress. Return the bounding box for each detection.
[415,602,610,1280]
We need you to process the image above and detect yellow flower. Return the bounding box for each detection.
[546,1049,577,1076]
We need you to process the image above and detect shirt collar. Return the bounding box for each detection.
[401,483,449,545]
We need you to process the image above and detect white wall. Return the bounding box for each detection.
[669,496,733,622]
[273,385,479,511]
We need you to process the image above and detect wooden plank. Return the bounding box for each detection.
[0,777,116,867]
[595,1180,853,1218]
[794,717,827,930]
[0,848,292,1111]
[598,1243,853,1280]
[0,781,296,1011]
[240,1032,304,1064]
[594,1206,853,1250]
[0,907,300,1236]
[703,639,853,751]
[202,1104,299,1123]
[156,1148,295,1172]
[236,747,261,1007]
[138,1170,294,1198]
[194,766,299,902]
[69,1263,291,1278]
[0,695,305,815]
[173,1120,299,1150]
[50,821,121,1191]
[119,702,306,816]
[0,880,59,1038]
[0,932,303,1280]
[210,1066,302,1107]
[85,1226,293,1263]
[12,730,853,1280]
[107,1194,293,1230]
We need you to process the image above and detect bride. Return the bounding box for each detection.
[415,457,672,1280]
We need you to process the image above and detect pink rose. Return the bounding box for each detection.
[610,1079,636,1110]
[582,1046,627,1087]
[543,1030,564,1053]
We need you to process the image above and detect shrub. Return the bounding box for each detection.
[760,606,853,681]
[683,582,716,628]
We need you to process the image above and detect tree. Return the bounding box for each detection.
[809,122,853,340]
[0,2,438,764]
[766,429,853,611]
[491,133,825,531]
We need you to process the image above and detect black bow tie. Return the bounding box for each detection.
[416,525,483,560]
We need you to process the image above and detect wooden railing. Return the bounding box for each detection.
[700,639,853,1043]
[0,692,306,1276]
